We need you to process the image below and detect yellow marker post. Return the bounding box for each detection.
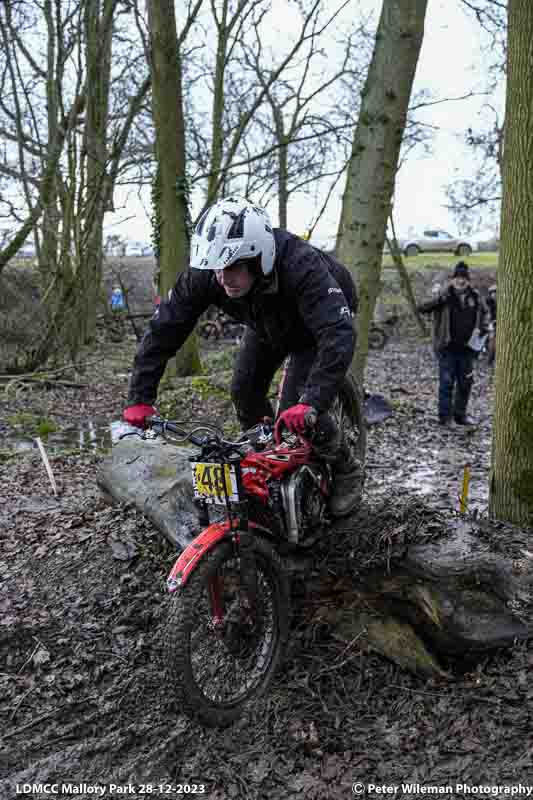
[302,230,310,241]
[460,463,471,514]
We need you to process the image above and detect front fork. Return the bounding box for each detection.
[208,531,257,632]
[237,531,257,614]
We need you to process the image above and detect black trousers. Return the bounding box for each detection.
[230,329,338,450]
[437,347,475,420]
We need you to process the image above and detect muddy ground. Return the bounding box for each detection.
[2,271,533,800]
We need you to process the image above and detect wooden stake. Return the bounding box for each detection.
[460,463,471,514]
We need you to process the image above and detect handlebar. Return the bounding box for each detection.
[118,414,314,450]
[146,416,208,447]
[145,415,274,452]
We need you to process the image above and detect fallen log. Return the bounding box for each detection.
[97,437,533,677]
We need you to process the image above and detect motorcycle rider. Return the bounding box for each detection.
[123,196,362,517]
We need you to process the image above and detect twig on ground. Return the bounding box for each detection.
[4,695,98,740]
[0,357,106,381]
[16,642,41,675]
[35,437,59,496]
[9,686,35,721]
[317,630,366,674]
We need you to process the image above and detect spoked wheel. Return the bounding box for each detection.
[162,537,289,727]
[329,375,367,500]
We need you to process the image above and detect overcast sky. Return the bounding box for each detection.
[105,0,504,247]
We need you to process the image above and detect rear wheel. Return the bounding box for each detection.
[162,538,289,727]
[329,375,367,501]
[456,243,472,256]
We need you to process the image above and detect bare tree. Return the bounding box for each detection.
[489,0,533,526]
[386,213,427,335]
[0,0,152,365]
[446,111,503,233]
[0,1,86,276]
[146,0,202,376]
[446,0,506,232]
[243,15,368,229]
[336,0,428,384]
[187,0,358,218]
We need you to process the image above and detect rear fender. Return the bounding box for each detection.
[166,519,239,592]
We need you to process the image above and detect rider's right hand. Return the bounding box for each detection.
[274,403,316,444]
[123,403,158,429]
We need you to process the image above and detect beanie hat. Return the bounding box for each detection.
[453,261,470,279]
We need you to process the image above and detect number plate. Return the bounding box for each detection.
[191,461,240,504]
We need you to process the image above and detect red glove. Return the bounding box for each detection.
[274,403,315,444]
[123,403,157,429]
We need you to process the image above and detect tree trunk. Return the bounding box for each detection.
[40,0,60,287]
[336,0,428,384]
[0,95,86,277]
[79,0,113,345]
[207,6,228,207]
[147,0,200,377]
[489,0,533,526]
[277,139,289,230]
[387,214,426,335]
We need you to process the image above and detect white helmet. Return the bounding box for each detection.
[190,196,276,275]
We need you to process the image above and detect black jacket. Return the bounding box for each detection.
[486,294,497,323]
[128,230,357,412]
[418,285,488,352]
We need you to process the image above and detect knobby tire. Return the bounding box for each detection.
[161,537,289,727]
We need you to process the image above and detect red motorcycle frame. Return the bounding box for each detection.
[147,375,365,728]
[166,436,328,591]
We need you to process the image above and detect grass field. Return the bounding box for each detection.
[10,251,498,273]
[382,251,499,270]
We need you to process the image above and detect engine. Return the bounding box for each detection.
[280,465,328,545]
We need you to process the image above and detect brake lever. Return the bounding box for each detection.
[118,430,145,441]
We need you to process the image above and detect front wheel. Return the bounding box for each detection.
[405,244,420,258]
[161,537,289,727]
[456,243,472,256]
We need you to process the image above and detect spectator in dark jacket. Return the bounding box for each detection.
[486,284,497,324]
[123,196,361,516]
[485,283,497,365]
[417,261,488,426]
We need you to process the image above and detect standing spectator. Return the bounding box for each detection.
[417,261,488,426]
[486,284,497,366]
[486,284,497,324]
[152,269,161,307]
[110,284,125,311]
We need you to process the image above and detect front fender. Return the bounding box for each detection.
[166,519,239,591]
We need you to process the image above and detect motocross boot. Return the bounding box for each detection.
[313,422,363,518]
[329,440,363,517]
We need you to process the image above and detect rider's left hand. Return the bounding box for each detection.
[274,403,314,444]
